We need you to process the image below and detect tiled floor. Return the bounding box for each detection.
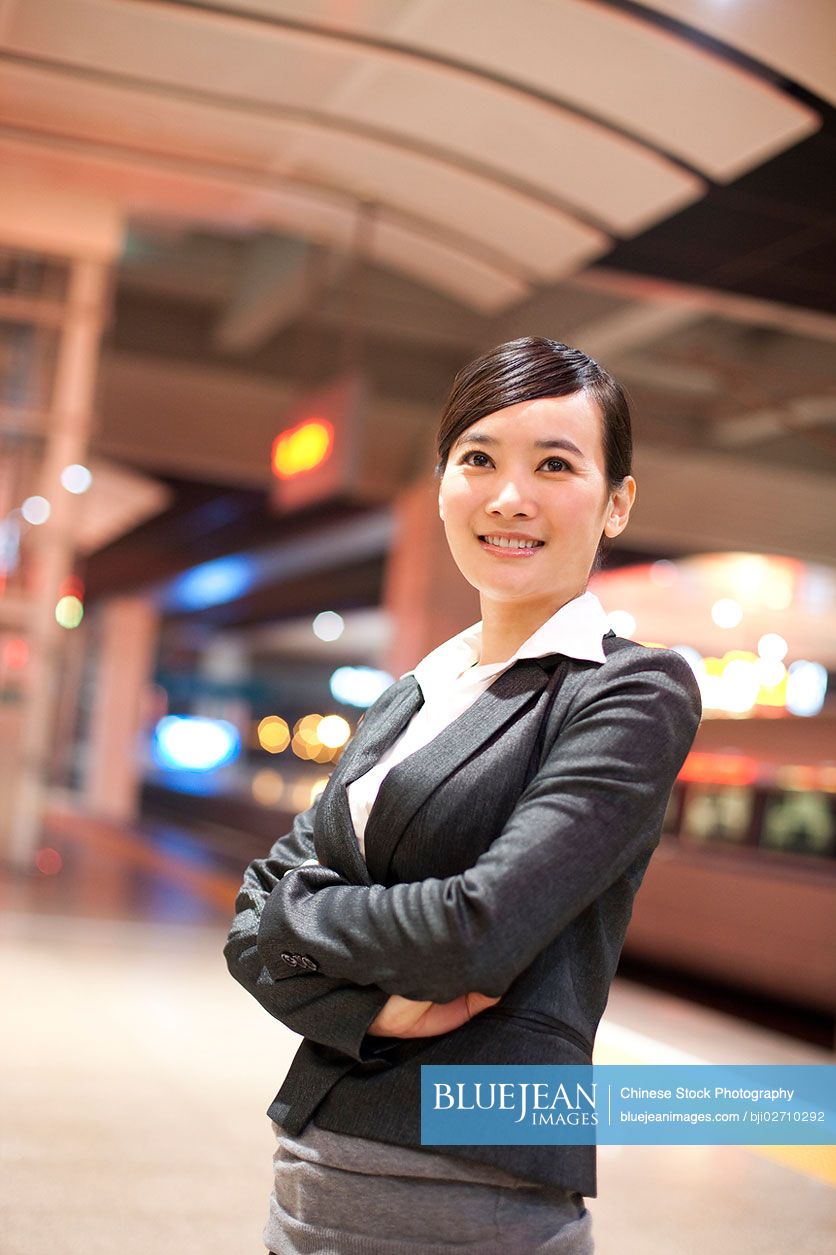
[0,807,833,1254]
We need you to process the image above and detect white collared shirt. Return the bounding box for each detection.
[345,591,610,859]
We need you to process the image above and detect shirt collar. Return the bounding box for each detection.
[401,591,610,691]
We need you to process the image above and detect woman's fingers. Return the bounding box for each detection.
[368,994,433,1036]
[464,992,501,1017]
[368,991,502,1039]
[397,992,502,1038]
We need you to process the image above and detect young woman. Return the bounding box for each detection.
[225,337,702,1253]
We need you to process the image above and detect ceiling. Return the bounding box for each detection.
[0,0,835,628]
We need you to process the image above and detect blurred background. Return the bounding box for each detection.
[0,3,834,1253]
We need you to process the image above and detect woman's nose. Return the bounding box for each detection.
[488,478,537,515]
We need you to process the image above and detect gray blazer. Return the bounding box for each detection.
[224,631,702,1195]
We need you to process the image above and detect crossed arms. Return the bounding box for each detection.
[225,649,701,1057]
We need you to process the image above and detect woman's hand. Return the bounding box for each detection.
[367,991,499,1039]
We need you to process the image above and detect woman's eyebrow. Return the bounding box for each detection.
[453,431,586,459]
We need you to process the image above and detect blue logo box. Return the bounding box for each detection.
[420,1064,836,1145]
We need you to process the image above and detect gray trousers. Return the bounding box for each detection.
[264,1120,594,1254]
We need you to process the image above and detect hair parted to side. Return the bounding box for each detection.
[434,336,633,574]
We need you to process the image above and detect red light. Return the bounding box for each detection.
[3,637,29,669]
[35,847,63,875]
[271,418,334,479]
[59,574,85,599]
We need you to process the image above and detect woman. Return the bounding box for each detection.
[224,337,702,1253]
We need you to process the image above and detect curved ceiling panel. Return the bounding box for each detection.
[148,0,821,177]
[0,66,602,288]
[0,65,607,283]
[0,131,530,312]
[2,0,361,109]
[270,125,610,280]
[0,0,824,311]
[641,0,836,107]
[3,0,702,235]
[383,0,820,180]
[330,60,702,235]
[0,63,290,170]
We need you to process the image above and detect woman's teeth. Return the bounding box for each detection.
[480,535,544,549]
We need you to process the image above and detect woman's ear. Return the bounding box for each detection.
[438,492,445,521]
[603,476,636,539]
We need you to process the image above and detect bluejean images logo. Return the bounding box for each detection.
[432,1076,598,1128]
[421,1065,836,1146]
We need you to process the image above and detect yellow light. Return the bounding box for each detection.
[317,714,351,749]
[272,419,334,478]
[257,716,290,754]
[55,595,83,629]
[292,781,314,811]
[310,777,330,805]
[291,732,314,760]
[251,769,285,806]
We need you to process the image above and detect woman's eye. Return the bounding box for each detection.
[457,451,570,473]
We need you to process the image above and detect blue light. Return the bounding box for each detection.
[170,556,254,611]
[786,660,828,717]
[329,666,394,708]
[153,716,241,771]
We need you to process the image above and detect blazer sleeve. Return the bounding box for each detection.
[223,798,391,1061]
[255,648,702,1003]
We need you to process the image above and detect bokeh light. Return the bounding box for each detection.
[711,598,743,628]
[317,714,351,749]
[313,610,344,641]
[35,847,63,876]
[22,495,50,525]
[330,665,393,707]
[60,464,93,494]
[257,715,291,754]
[55,595,84,629]
[757,632,788,661]
[153,716,240,771]
[251,769,285,806]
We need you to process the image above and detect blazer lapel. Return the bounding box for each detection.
[316,676,425,885]
[363,657,556,885]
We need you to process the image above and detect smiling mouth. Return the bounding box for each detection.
[478,535,545,553]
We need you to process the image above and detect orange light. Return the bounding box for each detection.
[272,418,334,479]
[678,751,761,787]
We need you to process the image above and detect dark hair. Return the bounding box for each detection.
[434,336,633,574]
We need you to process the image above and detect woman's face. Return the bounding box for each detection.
[437,393,635,611]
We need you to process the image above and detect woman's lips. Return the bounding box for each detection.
[477,536,545,558]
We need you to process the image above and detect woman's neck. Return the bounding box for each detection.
[476,590,583,667]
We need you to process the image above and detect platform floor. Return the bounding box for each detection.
[0,806,833,1254]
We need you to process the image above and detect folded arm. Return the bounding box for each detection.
[256,650,702,1004]
[223,799,391,1061]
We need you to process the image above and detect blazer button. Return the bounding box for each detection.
[279,952,300,968]
[297,954,319,972]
